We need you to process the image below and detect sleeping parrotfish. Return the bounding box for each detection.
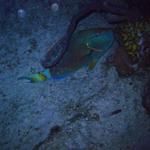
[18,28,115,83]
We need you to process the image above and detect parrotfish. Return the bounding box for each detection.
[18,28,115,83]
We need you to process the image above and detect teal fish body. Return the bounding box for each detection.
[49,28,115,79]
[19,28,115,83]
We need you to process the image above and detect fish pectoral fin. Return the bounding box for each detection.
[88,60,97,70]
[86,43,101,52]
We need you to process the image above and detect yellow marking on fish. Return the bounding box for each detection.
[88,60,97,70]
[38,73,47,80]
[31,73,47,82]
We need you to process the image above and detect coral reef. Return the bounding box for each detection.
[112,47,135,76]
[116,20,150,62]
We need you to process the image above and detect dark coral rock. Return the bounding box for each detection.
[132,135,150,150]
[140,52,150,70]
[142,80,150,115]
[113,47,135,76]
[33,125,62,150]
[50,125,62,136]
[138,32,150,70]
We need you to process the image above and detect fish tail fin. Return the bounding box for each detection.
[17,76,31,80]
[17,76,34,83]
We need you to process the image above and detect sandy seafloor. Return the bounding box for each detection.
[0,0,150,150]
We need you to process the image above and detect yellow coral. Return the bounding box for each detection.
[117,19,150,62]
